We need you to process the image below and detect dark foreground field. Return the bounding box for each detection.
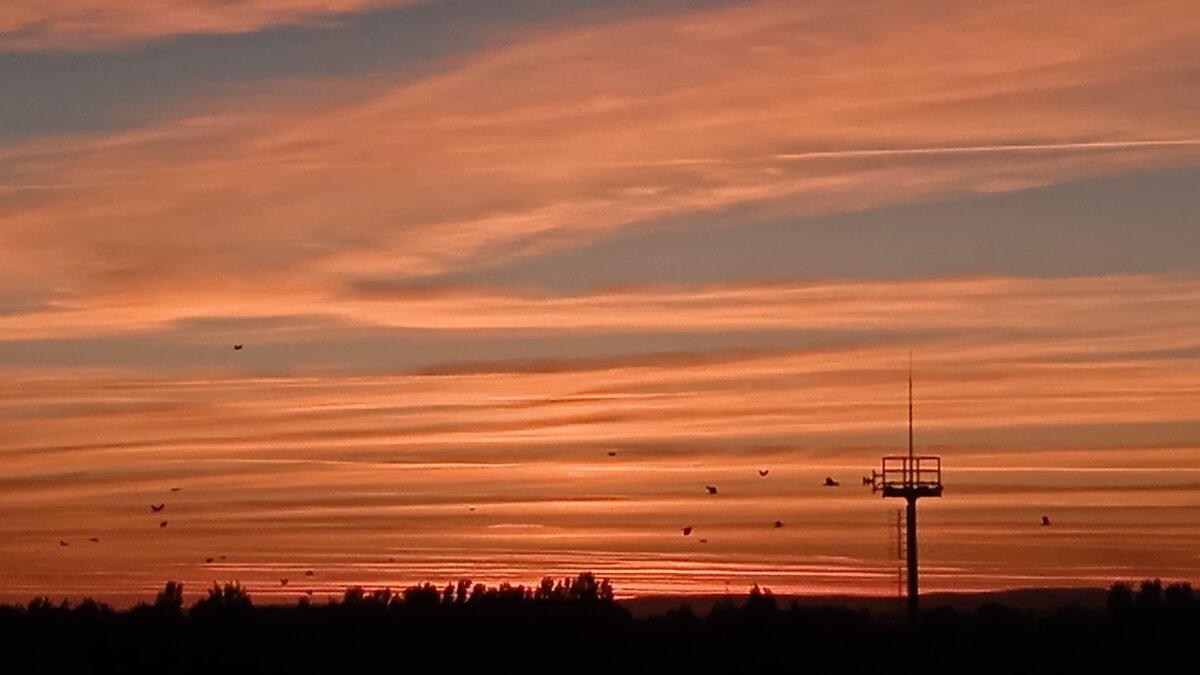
[1,575,1194,674]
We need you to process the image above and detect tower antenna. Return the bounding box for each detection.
[908,351,914,462]
[864,353,944,619]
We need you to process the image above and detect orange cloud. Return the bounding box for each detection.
[0,1,421,50]
[3,0,1199,320]
[2,0,1200,604]
[1,273,1197,341]
[2,328,1198,602]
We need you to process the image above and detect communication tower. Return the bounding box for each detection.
[864,359,943,618]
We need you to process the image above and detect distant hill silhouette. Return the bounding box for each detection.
[620,586,1111,618]
[0,575,1193,674]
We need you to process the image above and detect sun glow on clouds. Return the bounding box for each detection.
[4,0,1200,309]
[2,275,1198,603]
[0,1,424,50]
[1,273,1198,341]
[1,0,1199,604]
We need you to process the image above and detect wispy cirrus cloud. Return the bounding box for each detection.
[2,0,1199,326]
[3,308,1198,602]
[0,0,426,50]
[2,0,1200,603]
[0,272,1197,341]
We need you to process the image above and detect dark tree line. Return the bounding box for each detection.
[0,576,1195,674]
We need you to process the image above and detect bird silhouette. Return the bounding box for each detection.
[1042,515,1051,526]
[608,451,617,457]
[170,487,181,492]
[205,557,214,563]
[705,485,718,495]
[468,507,476,512]
[862,476,873,486]
[774,520,784,528]
[681,526,693,536]
[305,570,314,576]
[88,537,100,543]
[823,477,840,487]
[159,521,168,528]
[59,540,69,547]
[698,538,708,544]
[758,469,769,477]
[280,578,288,586]
[150,504,165,513]
[219,555,226,560]
[234,344,243,350]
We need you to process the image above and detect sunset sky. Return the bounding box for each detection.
[1,0,1198,605]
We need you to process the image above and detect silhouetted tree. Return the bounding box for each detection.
[343,586,365,604]
[74,598,112,618]
[25,596,61,616]
[1107,582,1134,617]
[402,583,440,610]
[3,574,1194,674]
[155,580,184,617]
[190,582,252,620]
[1164,581,1193,609]
[1135,578,1163,611]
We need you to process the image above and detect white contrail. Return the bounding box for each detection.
[3,139,1199,191]
[770,138,1200,161]
[558,138,1200,170]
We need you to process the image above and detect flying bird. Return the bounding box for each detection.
[681,526,693,536]
[280,579,289,586]
[88,537,100,543]
[1042,515,1051,526]
[219,555,226,560]
[170,487,181,492]
[59,540,69,547]
[468,507,476,512]
[305,571,314,577]
[233,344,243,351]
[758,470,769,477]
[698,539,708,544]
[159,521,168,528]
[774,520,784,529]
[823,477,840,487]
[608,451,617,457]
[205,558,214,564]
[862,476,873,486]
[150,504,165,513]
[705,486,718,495]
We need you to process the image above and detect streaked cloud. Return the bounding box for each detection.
[3,0,1199,327]
[2,0,1199,604]
[0,1,424,50]
[769,139,1200,162]
[3,272,1199,602]
[2,311,1198,601]
[1,272,1197,342]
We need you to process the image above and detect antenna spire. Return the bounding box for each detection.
[868,350,943,621]
[908,352,913,461]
